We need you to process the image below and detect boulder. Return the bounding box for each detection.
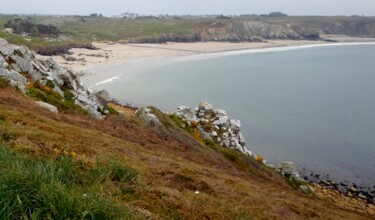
[136,108,161,126]
[0,68,10,78]
[280,161,301,179]
[35,101,58,113]
[0,56,5,67]
[14,55,33,73]
[176,105,197,122]
[198,101,214,118]
[95,90,111,104]
[0,39,14,56]
[215,109,227,117]
[230,119,241,134]
[28,70,43,82]
[9,70,27,85]
[299,185,314,193]
[238,132,246,147]
[14,46,27,56]
[213,116,229,127]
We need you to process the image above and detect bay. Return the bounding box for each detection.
[90,44,375,186]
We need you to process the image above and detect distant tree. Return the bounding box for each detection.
[216,14,231,19]
[268,12,288,17]
[4,18,60,37]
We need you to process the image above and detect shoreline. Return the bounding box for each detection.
[42,36,375,88]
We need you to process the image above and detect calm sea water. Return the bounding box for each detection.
[90,44,375,186]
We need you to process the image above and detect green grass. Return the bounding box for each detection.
[0,144,136,219]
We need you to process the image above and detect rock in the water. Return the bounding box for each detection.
[35,101,58,113]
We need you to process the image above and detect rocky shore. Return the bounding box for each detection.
[0,38,108,119]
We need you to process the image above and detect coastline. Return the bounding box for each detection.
[37,36,375,213]
[42,35,375,88]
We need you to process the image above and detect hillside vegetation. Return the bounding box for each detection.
[1,15,375,55]
[0,77,372,219]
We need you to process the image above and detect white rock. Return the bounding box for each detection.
[35,101,58,113]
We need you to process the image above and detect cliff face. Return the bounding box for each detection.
[200,20,301,41]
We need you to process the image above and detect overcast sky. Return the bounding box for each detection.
[1,0,374,16]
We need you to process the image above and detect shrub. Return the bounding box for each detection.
[169,114,185,128]
[0,77,10,88]
[256,155,264,163]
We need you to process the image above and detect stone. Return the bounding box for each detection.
[0,68,10,78]
[136,108,161,126]
[57,70,74,87]
[9,70,27,85]
[11,63,22,73]
[213,116,229,127]
[14,46,27,56]
[0,38,14,56]
[35,101,58,113]
[281,162,297,175]
[53,85,64,97]
[215,109,227,117]
[201,132,212,140]
[85,106,104,120]
[176,105,197,122]
[198,101,214,118]
[14,55,32,73]
[238,132,246,147]
[45,58,60,70]
[28,70,43,82]
[299,185,314,193]
[95,90,111,104]
[230,119,241,134]
[0,56,5,67]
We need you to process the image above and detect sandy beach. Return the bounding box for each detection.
[40,35,375,86]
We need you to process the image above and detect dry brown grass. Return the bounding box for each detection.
[0,87,372,219]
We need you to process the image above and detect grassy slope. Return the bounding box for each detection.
[0,85,370,219]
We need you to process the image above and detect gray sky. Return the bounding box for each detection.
[1,0,374,16]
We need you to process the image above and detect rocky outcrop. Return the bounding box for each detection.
[0,38,106,119]
[135,107,161,126]
[201,21,301,42]
[174,101,303,181]
[175,101,252,155]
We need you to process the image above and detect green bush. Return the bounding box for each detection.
[0,145,135,219]
[0,77,10,88]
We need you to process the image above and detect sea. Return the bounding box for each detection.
[88,43,375,186]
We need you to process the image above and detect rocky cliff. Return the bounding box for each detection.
[0,38,107,118]
[200,20,302,42]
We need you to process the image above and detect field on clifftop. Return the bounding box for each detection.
[0,80,372,219]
